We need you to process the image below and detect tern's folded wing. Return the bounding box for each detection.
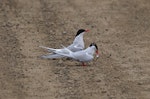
[73,52,94,62]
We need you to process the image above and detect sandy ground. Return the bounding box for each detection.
[0,0,150,99]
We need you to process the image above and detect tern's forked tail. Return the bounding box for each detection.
[39,46,56,52]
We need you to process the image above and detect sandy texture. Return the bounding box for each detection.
[0,0,150,99]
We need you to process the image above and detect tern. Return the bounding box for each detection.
[40,29,89,59]
[50,43,99,66]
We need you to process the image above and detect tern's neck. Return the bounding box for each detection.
[73,33,84,44]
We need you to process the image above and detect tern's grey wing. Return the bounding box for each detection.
[67,43,84,52]
[73,51,94,62]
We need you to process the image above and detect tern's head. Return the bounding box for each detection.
[89,43,99,57]
[75,29,89,37]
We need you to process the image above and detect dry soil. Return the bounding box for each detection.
[0,0,150,99]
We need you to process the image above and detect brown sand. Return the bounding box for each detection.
[0,0,150,99]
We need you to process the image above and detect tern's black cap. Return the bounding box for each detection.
[75,29,86,37]
[89,43,98,50]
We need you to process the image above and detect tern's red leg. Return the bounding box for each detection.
[82,62,86,66]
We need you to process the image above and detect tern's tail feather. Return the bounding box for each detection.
[39,46,56,52]
[41,54,64,59]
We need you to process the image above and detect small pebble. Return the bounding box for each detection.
[62,31,67,34]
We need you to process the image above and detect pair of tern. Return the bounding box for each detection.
[40,29,99,66]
